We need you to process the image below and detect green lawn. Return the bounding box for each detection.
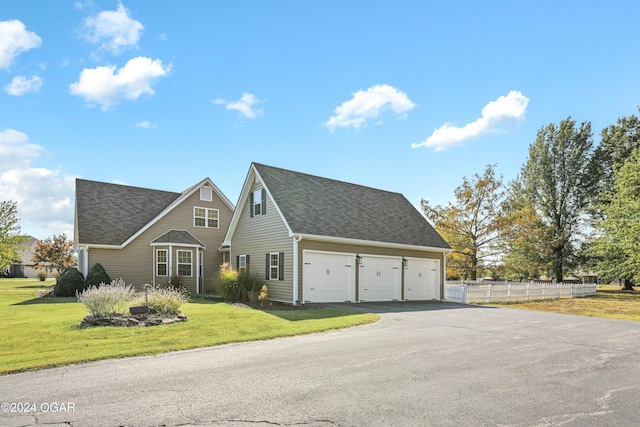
[0,278,378,375]
[490,285,640,321]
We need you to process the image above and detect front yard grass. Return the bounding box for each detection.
[490,285,640,321]
[0,278,378,375]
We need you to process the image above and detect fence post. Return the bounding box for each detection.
[508,284,511,302]
[487,284,492,303]
[526,283,530,301]
[462,283,467,304]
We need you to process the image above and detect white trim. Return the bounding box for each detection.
[293,233,452,254]
[200,186,213,201]
[156,249,168,277]
[193,207,219,229]
[238,254,247,271]
[269,252,279,280]
[292,235,301,305]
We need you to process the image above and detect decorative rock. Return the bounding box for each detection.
[80,313,187,328]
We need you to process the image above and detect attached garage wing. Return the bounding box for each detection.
[358,255,401,302]
[404,258,440,300]
[303,251,356,303]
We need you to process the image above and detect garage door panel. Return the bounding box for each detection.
[359,256,401,302]
[404,259,440,300]
[303,252,355,303]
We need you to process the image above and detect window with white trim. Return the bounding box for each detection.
[156,249,168,276]
[194,207,219,228]
[200,186,213,201]
[177,250,192,277]
[238,254,247,272]
[253,190,262,216]
[269,252,279,280]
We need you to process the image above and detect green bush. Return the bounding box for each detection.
[76,279,135,317]
[54,268,86,297]
[238,269,264,293]
[141,286,189,316]
[36,271,47,282]
[216,263,264,300]
[84,263,111,288]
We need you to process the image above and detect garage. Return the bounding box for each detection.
[302,251,356,303]
[404,258,440,300]
[358,255,402,302]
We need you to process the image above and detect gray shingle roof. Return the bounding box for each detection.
[253,163,450,249]
[151,230,205,247]
[76,179,181,246]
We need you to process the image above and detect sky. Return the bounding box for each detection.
[1,0,640,240]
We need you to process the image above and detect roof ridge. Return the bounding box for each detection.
[76,178,181,195]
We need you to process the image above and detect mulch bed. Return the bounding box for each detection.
[228,300,314,310]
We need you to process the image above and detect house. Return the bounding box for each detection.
[223,163,452,304]
[7,236,44,278]
[74,178,234,294]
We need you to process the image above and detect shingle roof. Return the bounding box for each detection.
[253,163,450,249]
[151,230,205,247]
[76,179,181,246]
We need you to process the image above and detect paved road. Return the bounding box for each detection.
[1,302,639,426]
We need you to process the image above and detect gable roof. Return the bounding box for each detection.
[227,163,450,251]
[76,178,233,247]
[151,229,205,248]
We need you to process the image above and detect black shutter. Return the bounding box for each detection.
[249,192,254,218]
[279,252,284,280]
[261,188,267,215]
[265,253,270,280]
[246,255,250,269]
[236,256,239,270]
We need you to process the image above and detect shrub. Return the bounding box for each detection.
[84,263,111,288]
[54,268,86,297]
[216,263,264,300]
[238,269,264,293]
[141,286,189,316]
[76,279,135,317]
[168,275,183,289]
[36,271,47,281]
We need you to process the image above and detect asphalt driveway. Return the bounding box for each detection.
[1,302,639,426]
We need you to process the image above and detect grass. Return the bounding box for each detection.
[0,278,378,375]
[489,285,640,321]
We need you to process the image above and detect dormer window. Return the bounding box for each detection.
[250,189,266,217]
[200,186,213,201]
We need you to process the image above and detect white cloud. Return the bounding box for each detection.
[412,90,530,152]
[0,129,75,239]
[0,20,42,69]
[324,84,415,131]
[82,2,144,55]
[69,56,171,110]
[135,120,155,128]
[214,93,263,119]
[4,75,43,96]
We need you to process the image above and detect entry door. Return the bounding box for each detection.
[303,251,355,303]
[358,256,401,301]
[404,258,440,300]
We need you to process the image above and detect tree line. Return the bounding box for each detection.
[423,109,640,290]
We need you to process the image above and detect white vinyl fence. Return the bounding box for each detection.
[444,281,596,304]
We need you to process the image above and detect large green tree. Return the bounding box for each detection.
[588,149,640,288]
[0,201,27,272]
[520,117,596,282]
[422,164,505,280]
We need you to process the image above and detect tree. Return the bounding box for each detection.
[0,201,27,272]
[588,149,640,290]
[422,164,505,280]
[520,117,596,282]
[33,233,75,276]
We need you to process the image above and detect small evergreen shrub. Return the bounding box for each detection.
[142,286,189,316]
[54,268,86,297]
[76,279,135,317]
[36,271,47,281]
[84,263,111,288]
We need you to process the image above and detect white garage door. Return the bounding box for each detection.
[303,251,355,303]
[404,258,440,300]
[358,255,401,301]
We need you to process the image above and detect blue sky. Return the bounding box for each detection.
[1,1,639,240]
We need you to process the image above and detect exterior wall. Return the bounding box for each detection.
[298,239,446,303]
[230,179,294,303]
[86,187,232,294]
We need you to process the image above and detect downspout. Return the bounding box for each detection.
[442,251,448,301]
[292,235,302,305]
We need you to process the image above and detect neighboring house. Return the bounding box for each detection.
[8,236,44,278]
[74,178,234,294]
[223,163,452,304]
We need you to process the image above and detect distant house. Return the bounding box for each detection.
[7,236,43,278]
[74,178,234,294]
[223,163,452,304]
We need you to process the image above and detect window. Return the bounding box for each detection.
[194,207,219,228]
[266,252,284,281]
[200,186,213,201]
[253,190,262,216]
[156,249,168,276]
[177,250,192,277]
[238,254,247,272]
